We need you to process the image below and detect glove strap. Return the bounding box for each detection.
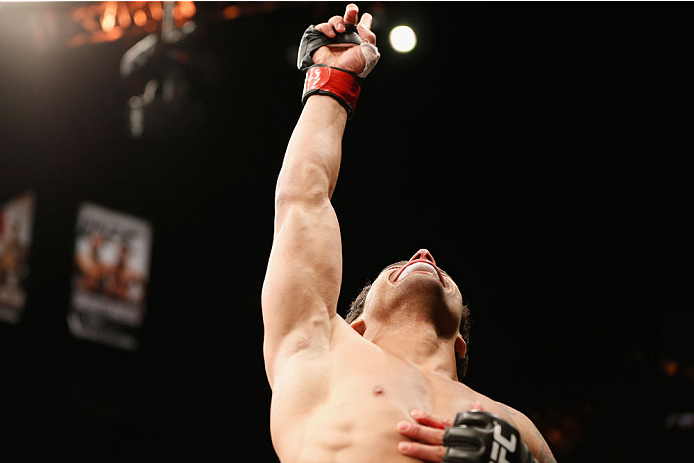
[301,65,361,119]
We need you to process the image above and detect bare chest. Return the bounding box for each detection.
[270,338,475,462]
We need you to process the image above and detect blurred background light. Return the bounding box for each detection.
[100,2,117,32]
[389,25,416,53]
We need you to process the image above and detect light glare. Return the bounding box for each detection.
[389,25,416,53]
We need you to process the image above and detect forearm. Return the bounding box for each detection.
[275,95,347,208]
[263,95,346,379]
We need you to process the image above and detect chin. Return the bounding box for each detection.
[395,274,447,301]
[370,274,452,315]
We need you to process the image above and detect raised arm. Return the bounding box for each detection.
[261,4,379,387]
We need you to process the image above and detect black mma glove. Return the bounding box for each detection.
[297,23,379,118]
[297,23,363,72]
[443,411,538,463]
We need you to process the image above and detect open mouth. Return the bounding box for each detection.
[392,261,446,287]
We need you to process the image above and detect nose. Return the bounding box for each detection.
[409,249,436,265]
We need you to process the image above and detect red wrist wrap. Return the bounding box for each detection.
[302,65,361,119]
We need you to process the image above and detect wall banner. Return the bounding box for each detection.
[0,192,35,324]
[68,202,153,351]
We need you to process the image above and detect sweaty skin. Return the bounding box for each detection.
[262,4,555,463]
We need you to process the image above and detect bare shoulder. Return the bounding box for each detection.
[446,385,557,462]
[493,401,557,463]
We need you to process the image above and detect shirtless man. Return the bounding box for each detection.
[262,4,556,462]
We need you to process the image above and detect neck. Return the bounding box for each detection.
[363,317,458,381]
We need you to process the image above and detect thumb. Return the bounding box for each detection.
[357,20,377,45]
[358,12,373,30]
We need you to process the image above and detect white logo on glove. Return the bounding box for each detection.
[489,423,517,463]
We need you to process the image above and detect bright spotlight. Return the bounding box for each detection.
[389,25,416,53]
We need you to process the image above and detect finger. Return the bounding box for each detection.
[471,401,484,411]
[328,15,346,33]
[357,22,377,45]
[411,409,454,429]
[358,11,373,30]
[315,22,336,38]
[397,420,445,445]
[397,441,447,463]
[344,3,359,25]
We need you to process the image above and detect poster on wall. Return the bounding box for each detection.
[68,202,153,351]
[0,192,35,324]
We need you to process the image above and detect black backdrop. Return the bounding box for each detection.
[1,2,692,461]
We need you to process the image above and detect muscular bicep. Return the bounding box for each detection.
[262,198,342,384]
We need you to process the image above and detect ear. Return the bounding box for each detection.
[454,334,467,358]
[350,318,366,336]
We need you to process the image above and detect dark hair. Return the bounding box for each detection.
[344,281,471,382]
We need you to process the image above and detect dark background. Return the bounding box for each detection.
[1,2,692,461]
